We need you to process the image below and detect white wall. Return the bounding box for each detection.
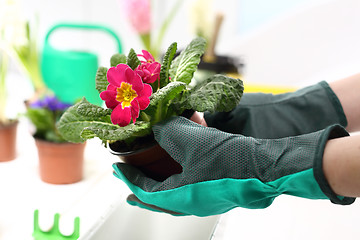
[226,0,360,87]
[20,0,240,66]
[19,0,360,88]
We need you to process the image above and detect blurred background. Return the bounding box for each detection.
[3,0,360,112]
[1,0,360,239]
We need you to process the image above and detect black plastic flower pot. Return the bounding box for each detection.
[109,136,182,182]
[109,110,201,181]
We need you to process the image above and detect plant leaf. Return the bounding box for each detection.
[159,42,177,88]
[182,75,244,113]
[144,81,186,123]
[95,67,108,94]
[57,98,113,143]
[57,98,152,143]
[80,121,151,141]
[76,100,112,117]
[169,37,206,84]
[127,48,141,70]
[26,108,54,132]
[110,53,127,67]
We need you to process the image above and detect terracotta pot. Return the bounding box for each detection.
[109,111,207,181]
[35,139,86,184]
[0,121,18,162]
[109,139,182,181]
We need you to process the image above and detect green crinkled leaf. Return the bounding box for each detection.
[57,98,153,143]
[144,81,186,122]
[76,101,112,117]
[110,53,127,67]
[169,37,206,84]
[127,48,141,70]
[159,42,177,88]
[95,67,108,94]
[57,98,113,143]
[182,74,244,113]
[80,121,151,141]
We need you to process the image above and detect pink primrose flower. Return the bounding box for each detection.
[135,50,161,84]
[138,50,156,63]
[100,64,152,127]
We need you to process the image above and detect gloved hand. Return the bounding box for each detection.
[113,117,354,217]
[205,81,348,138]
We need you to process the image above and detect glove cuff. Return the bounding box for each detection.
[313,124,355,205]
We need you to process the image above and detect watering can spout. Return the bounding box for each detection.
[41,23,122,106]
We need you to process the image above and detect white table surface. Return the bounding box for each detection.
[0,119,218,240]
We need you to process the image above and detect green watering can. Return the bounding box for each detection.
[41,23,122,105]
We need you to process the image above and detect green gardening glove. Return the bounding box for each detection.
[205,81,348,138]
[113,117,354,217]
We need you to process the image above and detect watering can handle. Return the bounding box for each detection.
[44,23,122,53]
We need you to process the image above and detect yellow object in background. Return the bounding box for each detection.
[243,83,297,94]
[227,73,297,94]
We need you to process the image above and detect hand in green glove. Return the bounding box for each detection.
[113,117,354,217]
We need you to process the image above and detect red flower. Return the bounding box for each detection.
[135,50,161,84]
[100,64,152,127]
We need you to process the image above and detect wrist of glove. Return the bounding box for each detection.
[113,116,353,216]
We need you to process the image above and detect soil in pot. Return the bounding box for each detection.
[35,139,86,184]
[0,120,18,162]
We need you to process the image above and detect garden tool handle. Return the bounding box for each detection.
[44,23,122,53]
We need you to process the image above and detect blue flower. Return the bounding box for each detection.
[30,96,71,111]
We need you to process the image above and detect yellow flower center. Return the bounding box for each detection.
[116,82,138,108]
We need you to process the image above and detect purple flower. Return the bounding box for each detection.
[30,96,72,111]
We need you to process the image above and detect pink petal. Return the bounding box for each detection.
[148,75,159,83]
[130,100,140,123]
[125,67,144,92]
[106,84,117,91]
[100,90,118,109]
[135,84,152,110]
[107,64,131,87]
[111,104,131,127]
[141,50,155,62]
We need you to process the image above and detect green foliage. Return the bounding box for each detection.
[80,121,151,142]
[57,98,152,143]
[110,53,127,67]
[26,108,65,143]
[159,42,177,88]
[180,75,244,113]
[169,37,206,84]
[144,81,186,124]
[57,37,244,146]
[0,53,9,124]
[95,67,108,94]
[127,48,141,70]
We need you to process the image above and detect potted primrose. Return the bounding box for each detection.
[26,96,86,184]
[57,38,244,181]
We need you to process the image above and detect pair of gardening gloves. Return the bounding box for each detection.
[113,81,355,217]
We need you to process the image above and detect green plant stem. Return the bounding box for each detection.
[13,45,46,93]
[154,0,182,58]
[23,59,46,92]
[0,52,9,124]
[140,33,154,56]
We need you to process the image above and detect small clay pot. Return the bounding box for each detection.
[35,139,86,184]
[0,121,18,162]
